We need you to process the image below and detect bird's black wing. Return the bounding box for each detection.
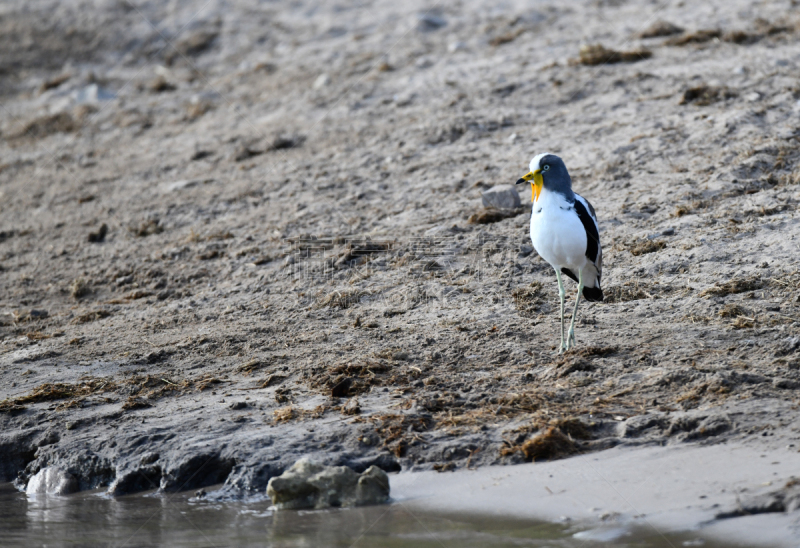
[573,198,600,265]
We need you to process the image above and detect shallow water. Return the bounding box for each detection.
[0,483,738,547]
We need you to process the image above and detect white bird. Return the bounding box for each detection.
[516,153,603,353]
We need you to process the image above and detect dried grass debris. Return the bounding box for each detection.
[604,283,650,303]
[131,219,163,237]
[273,405,295,422]
[489,28,526,46]
[9,112,79,140]
[699,276,765,297]
[195,375,224,391]
[25,331,53,341]
[511,282,544,317]
[72,309,112,324]
[332,240,392,268]
[13,309,49,323]
[0,400,27,414]
[121,397,152,410]
[718,304,748,318]
[627,239,666,256]
[731,316,756,329]
[665,29,721,46]
[521,427,578,461]
[680,85,737,106]
[577,44,652,66]
[15,378,116,406]
[39,73,71,93]
[468,207,524,224]
[316,288,368,309]
[237,359,266,376]
[636,21,684,39]
[571,346,618,358]
[722,30,759,44]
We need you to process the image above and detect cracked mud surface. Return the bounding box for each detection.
[1,0,800,498]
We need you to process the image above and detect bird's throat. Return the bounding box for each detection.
[531,173,543,203]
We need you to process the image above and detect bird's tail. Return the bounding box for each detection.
[583,285,603,302]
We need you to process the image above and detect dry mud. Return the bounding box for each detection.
[1,0,800,509]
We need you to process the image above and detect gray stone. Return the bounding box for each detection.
[481,185,521,210]
[356,466,390,505]
[417,13,447,32]
[73,84,116,104]
[307,465,359,507]
[26,467,78,496]
[266,458,390,509]
[267,459,325,509]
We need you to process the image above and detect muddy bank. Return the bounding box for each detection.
[1,0,799,506]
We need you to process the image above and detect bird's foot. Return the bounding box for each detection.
[557,343,568,355]
[566,328,576,350]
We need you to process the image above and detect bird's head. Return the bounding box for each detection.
[515,153,571,202]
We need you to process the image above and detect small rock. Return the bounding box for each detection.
[342,398,361,415]
[70,278,90,299]
[233,145,263,162]
[518,245,534,258]
[331,377,352,398]
[313,74,331,89]
[661,227,675,236]
[190,150,213,161]
[306,466,360,508]
[417,13,447,32]
[229,401,248,410]
[267,459,390,509]
[267,459,326,509]
[447,41,466,53]
[74,84,116,104]
[88,223,108,243]
[26,467,79,496]
[14,309,48,322]
[776,336,800,357]
[145,349,170,364]
[481,185,521,210]
[270,135,305,150]
[356,466,390,505]
[148,75,177,93]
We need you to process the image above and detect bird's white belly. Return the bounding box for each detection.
[530,204,588,271]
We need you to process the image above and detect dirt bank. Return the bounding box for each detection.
[1,0,799,507]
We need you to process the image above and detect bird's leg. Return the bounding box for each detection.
[566,269,583,350]
[555,269,566,354]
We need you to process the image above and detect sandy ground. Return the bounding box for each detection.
[1,0,800,530]
[393,439,800,546]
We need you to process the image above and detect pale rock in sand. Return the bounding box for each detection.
[26,467,78,496]
[481,185,521,210]
[267,458,389,509]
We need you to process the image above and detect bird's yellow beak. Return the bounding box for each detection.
[515,170,543,202]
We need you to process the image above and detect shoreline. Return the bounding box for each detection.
[392,440,800,547]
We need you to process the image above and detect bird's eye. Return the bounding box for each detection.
[542,165,550,172]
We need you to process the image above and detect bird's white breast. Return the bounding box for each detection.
[529,188,588,271]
